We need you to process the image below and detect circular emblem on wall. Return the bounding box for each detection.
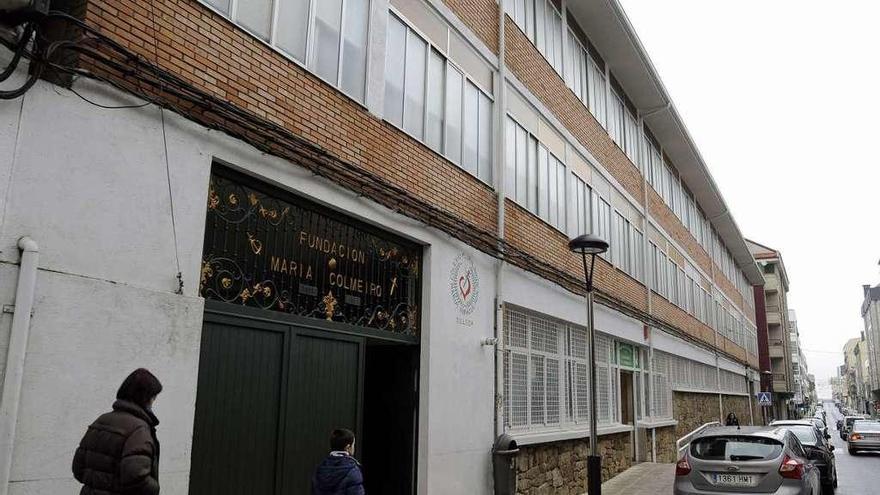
[450,252,480,315]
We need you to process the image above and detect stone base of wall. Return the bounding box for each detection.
[653,425,677,463]
[721,394,755,426]
[674,391,757,439]
[514,432,633,494]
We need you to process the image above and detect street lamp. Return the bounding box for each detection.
[568,234,609,495]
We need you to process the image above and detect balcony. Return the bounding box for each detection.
[769,339,785,358]
[765,277,779,293]
[772,374,790,393]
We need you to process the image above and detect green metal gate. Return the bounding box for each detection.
[190,308,365,495]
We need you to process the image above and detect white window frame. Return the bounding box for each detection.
[199,0,372,104]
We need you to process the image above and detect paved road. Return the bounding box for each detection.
[824,404,880,495]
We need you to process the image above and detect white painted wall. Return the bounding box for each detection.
[0,78,497,494]
[504,261,646,346]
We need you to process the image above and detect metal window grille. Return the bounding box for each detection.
[503,306,609,433]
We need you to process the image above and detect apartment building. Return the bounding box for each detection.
[747,240,794,419]
[788,310,811,416]
[0,0,762,493]
[862,283,880,401]
[843,337,871,414]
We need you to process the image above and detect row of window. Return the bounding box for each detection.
[385,13,494,183]
[505,0,565,76]
[666,352,749,396]
[505,118,567,230]
[503,307,673,435]
[205,0,370,102]
[504,0,757,307]
[648,242,758,356]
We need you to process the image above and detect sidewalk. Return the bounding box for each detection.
[600,462,674,495]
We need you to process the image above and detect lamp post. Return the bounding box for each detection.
[568,234,610,495]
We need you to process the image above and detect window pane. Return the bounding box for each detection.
[547,155,558,227]
[515,125,527,204]
[383,16,406,126]
[206,0,230,14]
[478,93,493,182]
[312,0,343,83]
[403,31,427,139]
[425,50,445,153]
[445,67,463,163]
[527,135,538,212]
[276,0,311,62]
[556,162,566,228]
[537,146,549,219]
[505,119,516,198]
[535,0,546,53]
[236,0,273,40]
[340,0,369,101]
[462,82,479,176]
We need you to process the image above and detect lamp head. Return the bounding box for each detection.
[568,234,609,256]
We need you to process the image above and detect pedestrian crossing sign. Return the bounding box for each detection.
[756,392,772,406]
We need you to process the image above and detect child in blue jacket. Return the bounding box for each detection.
[311,429,365,495]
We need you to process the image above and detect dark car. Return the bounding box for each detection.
[810,417,829,439]
[772,420,837,493]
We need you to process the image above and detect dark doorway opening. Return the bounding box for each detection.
[620,371,634,425]
[190,306,419,495]
[361,340,419,495]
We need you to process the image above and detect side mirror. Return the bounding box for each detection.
[830,445,835,451]
[826,433,831,440]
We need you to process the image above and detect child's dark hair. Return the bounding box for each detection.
[330,428,356,450]
[116,368,163,409]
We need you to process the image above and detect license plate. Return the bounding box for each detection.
[712,473,755,487]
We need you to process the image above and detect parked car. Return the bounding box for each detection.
[809,417,829,439]
[835,418,843,432]
[847,420,880,455]
[772,420,837,493]
[674,426,821,495]
[840,415,867,440]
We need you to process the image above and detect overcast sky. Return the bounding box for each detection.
[617,0,880,396]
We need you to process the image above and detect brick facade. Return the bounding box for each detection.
[442,0,499,53]
[74,0,758,368]
[85,0,499,235]
[504,18,645,204]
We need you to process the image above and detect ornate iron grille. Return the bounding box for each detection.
[200,168,422,335]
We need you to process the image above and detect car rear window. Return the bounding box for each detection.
[691,436,784,461]
[854,421,880,431]
[785,426,818,446]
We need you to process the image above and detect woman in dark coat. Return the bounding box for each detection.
[725,412,740,427]
[73,368,162,495]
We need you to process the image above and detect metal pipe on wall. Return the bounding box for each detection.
[493,0,508,440]
[0,237,39,495]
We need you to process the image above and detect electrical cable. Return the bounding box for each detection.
[0,21,43,100]
[0,23,35,83]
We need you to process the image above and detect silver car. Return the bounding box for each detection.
[674,426,821,495]
[847,420,880,455]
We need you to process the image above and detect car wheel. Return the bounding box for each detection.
[822,480,835,495]
[848,448,857,455]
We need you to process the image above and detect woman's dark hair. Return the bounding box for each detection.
[116,368,163,408]
[330,428,356,451]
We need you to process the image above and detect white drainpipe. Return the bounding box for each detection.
[0,237,39,495]
[494,0,508,440]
